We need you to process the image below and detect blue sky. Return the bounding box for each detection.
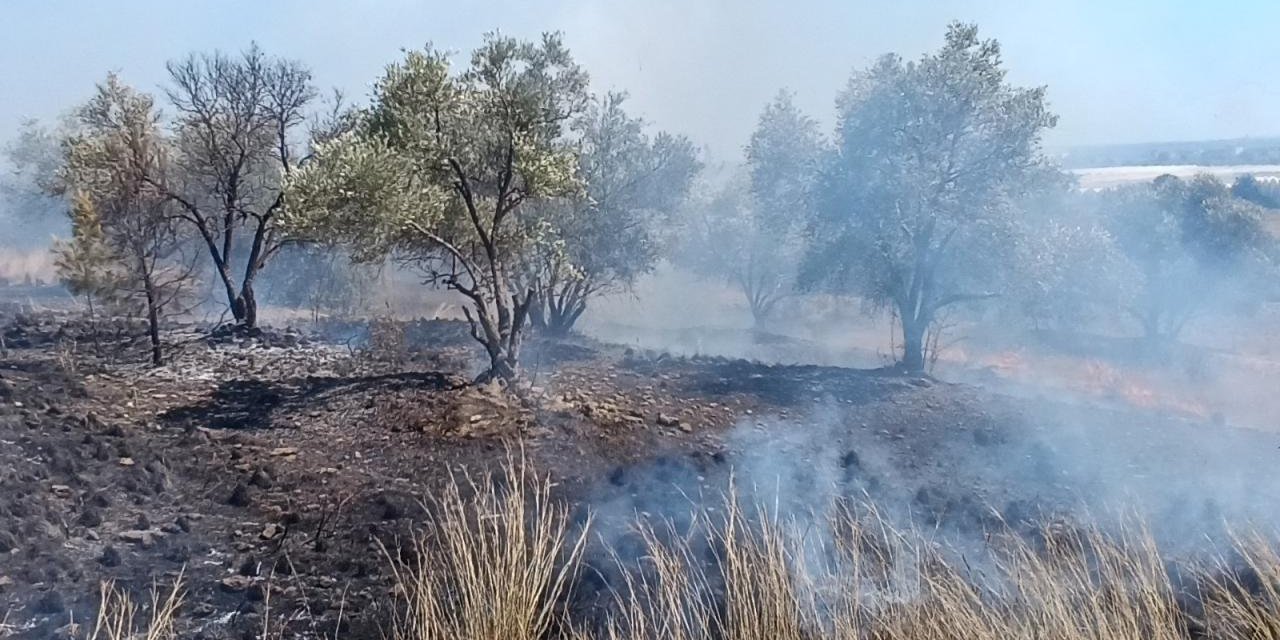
[2,0,1278,160]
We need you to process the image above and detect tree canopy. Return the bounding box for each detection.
[806,22,1057,371]
[526,91,700,335]
[284,33,590,382]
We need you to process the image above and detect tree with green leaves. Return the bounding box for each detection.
[1012,197,1136,333]
[806,23,1057,372]
[681,91,821,326]
[284,33,589,383]
[682,171,792,325]
[57,75,194,365]
[1105,174,1273,345]
[53,192,125,315]
[526,92,700,336]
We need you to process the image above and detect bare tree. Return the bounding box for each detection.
[154,44,316,329]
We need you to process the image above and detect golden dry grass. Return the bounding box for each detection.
[90,463,1280,640]
[386,462,1280,640]
[89,570,184,640]
[384,454,590,640]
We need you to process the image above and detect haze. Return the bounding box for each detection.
[3,0,1280,160]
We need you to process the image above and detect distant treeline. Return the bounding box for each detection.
[1059,138,1280,169]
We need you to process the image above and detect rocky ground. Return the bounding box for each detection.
[1,306,1278,638]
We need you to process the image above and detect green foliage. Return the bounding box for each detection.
[1230,175,1280,210]
[807,23,1057,370]
[53,192,126,302]
[284,32,591,380]
[526,92,701,334]
[56,74,192,364]
[683,171,800,324]
[1014,197,1137,331]
[746,90,823,235]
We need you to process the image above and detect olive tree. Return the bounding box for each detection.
[1105,174,1272,345]
[284,33,589,383]
[806,23,1057,372]
[681,91,821,326]
[526,92,700,335]
[683,173,797,325]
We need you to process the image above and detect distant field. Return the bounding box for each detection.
[1072,164,1280,189]
[0,245,56,286]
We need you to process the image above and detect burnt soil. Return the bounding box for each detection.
[1,309,1278,638]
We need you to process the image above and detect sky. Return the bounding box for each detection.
[2,0,1279,161]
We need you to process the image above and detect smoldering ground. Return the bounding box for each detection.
[562,355,1280,623]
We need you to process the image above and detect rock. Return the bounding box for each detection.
[0,530,18,553]
[249,468,274,489]
[99,546,122,567]
[238,557,261,577]
[656,413,681,429]
[219,575,255,593]
[260,524,283,540]
[118,457,135,467]
[227,483,252,507]
[54,622,81,640]
[117,530,156,549]
[269,447,299,458]
[49,484,72,498]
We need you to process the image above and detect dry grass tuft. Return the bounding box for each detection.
[385,454,590,640]
[89,569,184,640]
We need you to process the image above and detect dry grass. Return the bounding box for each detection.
[384,454,590,640]
[89,570,184,640]
[86,464,1280,640]
[383,462,1280,640]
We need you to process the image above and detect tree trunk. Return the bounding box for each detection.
[241,283,258,330]
[464,290,532,386]
[900,314,927,373]
[223,275,247,325]
[239,216,272,331]
[142,274,162,367]
[544,305,581,337]
[528,293,549,331]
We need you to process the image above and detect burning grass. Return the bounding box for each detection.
[93,460,1280,640]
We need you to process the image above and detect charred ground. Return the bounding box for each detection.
[0,307,1277,638]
